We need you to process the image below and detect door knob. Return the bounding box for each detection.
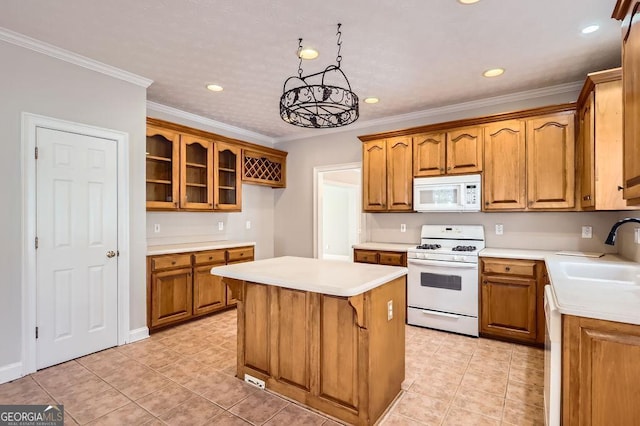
[106,250,116,258]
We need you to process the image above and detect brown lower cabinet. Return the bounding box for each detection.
[562,315,640,425]
[479,257,547,345]
[147,245,254,330]
[353,249,407,267]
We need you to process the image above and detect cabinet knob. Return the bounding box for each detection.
[485,201,489,206]
[583,195,591,201]
[440,168,444,172]
[618,185,624,191]
[505,266,511,272]
[483,280,488,284]
[447,167,451,171]
[208,256,213,260]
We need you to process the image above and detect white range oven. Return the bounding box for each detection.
[406,225,485,337]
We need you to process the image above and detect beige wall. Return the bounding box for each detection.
[0,41,147,369]
[274,90,586,257]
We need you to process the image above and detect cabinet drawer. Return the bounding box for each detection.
[354,250,379,264]
[379,251,406,266]
[482,258,536,277]
[227,246,254,262]
[193,250,226,265]
[151,254,192,271]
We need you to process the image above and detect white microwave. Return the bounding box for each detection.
[413,174,481,212]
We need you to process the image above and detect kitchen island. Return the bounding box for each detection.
[211,256,407,426]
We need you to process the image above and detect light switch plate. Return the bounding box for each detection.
[218,221,224,231]
[495,224,503,235]
[387,300,393,321]
[581,226,593,239]
[153,224,160,233]
[246,220,251,230]
[400,224,406,233]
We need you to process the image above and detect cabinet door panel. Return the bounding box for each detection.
[146,126,180,210]
[413,132,446,177]
[151,268,192,327]
[215,142,242,210]
[480,275,537,342]
[180,135,214,210]
[622,3,640,203]
[363,140,387,211]
[526,113,575,209]
[446,127,483,174]
[319,295,359,409]
[483,120,526,210]
[386,137,413,211]
[193,264,226,316]
[563,315,640,425]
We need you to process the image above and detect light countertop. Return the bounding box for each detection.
[211,256,407,297]
[480,248,557,260]
[147,240,256,256]
[352,242,416,252]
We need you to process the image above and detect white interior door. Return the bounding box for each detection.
[36,127,118,369]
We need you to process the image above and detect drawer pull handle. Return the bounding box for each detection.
[209,256,213,260]
[171,261,176,265]
[505,266,511,271]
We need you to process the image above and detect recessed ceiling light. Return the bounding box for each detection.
[206,84,224,92]
[364,97,379,104]
[298,48,319,60]
[483,68,505,78]
[458,0,480,4]
[581,25,600,34]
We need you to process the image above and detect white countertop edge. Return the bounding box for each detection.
[352,242,415,252]
[213,268,407,297]
[147,241,256,256]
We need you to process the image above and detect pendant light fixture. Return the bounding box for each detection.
[280,24,359,128]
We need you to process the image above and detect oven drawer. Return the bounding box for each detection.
[481,258,536,277]
[407,307,479,337]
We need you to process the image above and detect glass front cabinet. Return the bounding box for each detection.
[214,142,242,210]
[180,135,214,210]
[146,126,180,210]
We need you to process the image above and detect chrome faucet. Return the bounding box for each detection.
[604,218,640,245]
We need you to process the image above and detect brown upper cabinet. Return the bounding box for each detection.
[180,134,214,210]
[483,112,576,211]
[526,112,575,209]
[483,120,527,210]
[614,2,640,204]
[146,126,180,209]
[214,142,242,211]
[146,118,287,211]
[577,68,636,211]
[413,127,483,177]
[362,137,413,212]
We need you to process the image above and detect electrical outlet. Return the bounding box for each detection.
[581,226,593,239]
[387,300,393,321]
[246,220,251,230]
[400,224,406,233]
[495,224,504,235]
[635,228,640,244]
[153,224,160,233]
[218,221,224,231]
[244,374,265,389]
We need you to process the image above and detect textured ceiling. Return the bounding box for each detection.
[0,0,621,141]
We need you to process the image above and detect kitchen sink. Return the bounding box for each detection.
[560,260,640,285]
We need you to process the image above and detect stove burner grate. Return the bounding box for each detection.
[416,244,441,250]
[451,245,477,252]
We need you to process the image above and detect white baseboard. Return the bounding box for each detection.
[127,327,149,344]
[0,362,23,385]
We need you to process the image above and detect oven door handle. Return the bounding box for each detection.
[408,258,478,268]
[417,309,462,319]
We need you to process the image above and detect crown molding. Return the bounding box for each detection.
[0,26,153,88]
[273,80,583,143]
[146,101,276,145]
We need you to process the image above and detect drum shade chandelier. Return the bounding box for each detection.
[279,24,359,128]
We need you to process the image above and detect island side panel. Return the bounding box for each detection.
[243,282,270,374]
[367,276,406,422]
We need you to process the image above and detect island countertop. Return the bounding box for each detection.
[211,256,407,297]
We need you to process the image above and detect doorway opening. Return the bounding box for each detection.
[313,163,363,261]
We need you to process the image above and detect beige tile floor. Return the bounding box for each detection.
[0,309,544,425]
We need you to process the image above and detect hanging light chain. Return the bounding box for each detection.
[297,38,304,78]
[335,23,342,68]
